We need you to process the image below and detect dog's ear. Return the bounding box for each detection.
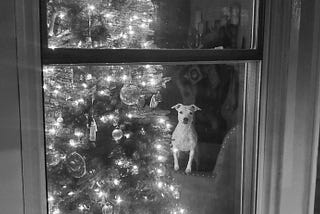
[171,104,182,110]
[190,104,201,111]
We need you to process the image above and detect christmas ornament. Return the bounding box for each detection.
[112,128,123,141]
[56,115,63,123]
[66,152,86,178]
[140,128,146,135]
[102,203,113,214]
[149,91,162,108]
[89,118,98,141]
[47,150,62,166]
[120,84,140,105]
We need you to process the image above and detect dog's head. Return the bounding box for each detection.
[172,104,201,125]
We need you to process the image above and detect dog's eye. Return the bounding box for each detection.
[189,112,193,115]
[179,111,183,114]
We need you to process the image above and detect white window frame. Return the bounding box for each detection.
[8,0,320,214]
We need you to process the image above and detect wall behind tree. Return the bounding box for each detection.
[0,0,24,214]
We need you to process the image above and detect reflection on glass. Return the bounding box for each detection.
[47,0,254,49]
[43,63,245,214]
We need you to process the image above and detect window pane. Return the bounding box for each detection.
[43,63,247,214]
[46,0,254,50]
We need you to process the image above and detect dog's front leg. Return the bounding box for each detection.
[173,147,179,171]
[186,149,195,173]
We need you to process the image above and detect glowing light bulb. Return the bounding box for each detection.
[100,116,108,123]
[172,148,178,153]
[69,139,77,147]
[127,113,133,118]
[117,160,124,166]
[74,131,83,137]
[113,179,120,185]
[116,196,123,204]
[97,191,104,197]
[159,118,166,124]
[108,114,115,120]
[157,181,164,188]
[78,204,85,211]
[68,191,75,196]
[140,23,147,28]
[77,98,84,104]
[156,168,163,174]
[166,123,172,129]
[86,74,92,80]
[122,75,128,81]
[106,76,112,82]
[52,209,60,214]
[157,155,165,162]
[59,13,65,19]
[88,5,95,11]
[105,13,112,18]
[149,78,156,86]
[99,90,106,96]
[48,128,56,135]
[48,195,54,202]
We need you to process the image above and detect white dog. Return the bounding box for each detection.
[171,103,201,173]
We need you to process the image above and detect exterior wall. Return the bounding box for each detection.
[0,1,24,214]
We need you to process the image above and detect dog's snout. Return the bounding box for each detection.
[183,117,189,124]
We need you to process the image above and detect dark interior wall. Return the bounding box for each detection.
[0,0,24,213]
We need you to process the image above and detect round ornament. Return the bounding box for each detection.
[46,150,62,167]
[112,128,123,141]
[57,116,63,123]
[120,84,140,105]
[66,152,86,178]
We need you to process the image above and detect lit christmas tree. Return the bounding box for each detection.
[47,0,157,49]
[45,1,186,213]
[44,64,185,214]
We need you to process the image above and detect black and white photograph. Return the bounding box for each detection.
[1,0,320,214]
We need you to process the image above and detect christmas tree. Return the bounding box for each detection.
[44,65,185,214]
[44,1,186,213]
[47,0,157,49]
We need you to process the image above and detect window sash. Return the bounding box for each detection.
[40,0,265,65]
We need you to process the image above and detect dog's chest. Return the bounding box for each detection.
[172,125,197,151]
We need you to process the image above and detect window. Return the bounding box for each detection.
[41,1,263,214]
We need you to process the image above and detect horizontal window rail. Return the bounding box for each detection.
[42,49,262,65]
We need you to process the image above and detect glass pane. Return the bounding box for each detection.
[43,63,246,214]
[46,0,254,49]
